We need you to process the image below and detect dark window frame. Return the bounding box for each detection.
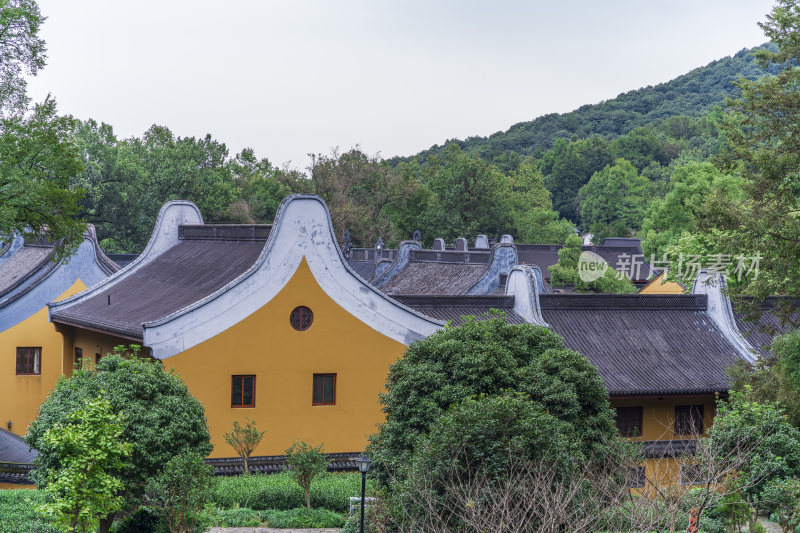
[290,306,314,331]
[626,465,646,488]
[312,373,336,406]
[231,375,256,408]
[16,347,41,375]
[674,405,704,436]
[615,406,644,437]
[680,464,704,485]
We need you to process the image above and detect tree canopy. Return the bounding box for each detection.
[26,350,212,523]
[367,316,618,485]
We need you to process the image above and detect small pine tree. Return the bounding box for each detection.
[223,418,265,474]
[285,440,329,509]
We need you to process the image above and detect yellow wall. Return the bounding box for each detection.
[638,272,685,294]
[610,396,716,441]
[611,396,717,492]
[0,483,35,490]
[163,258,408,458]
[0,279,87,437]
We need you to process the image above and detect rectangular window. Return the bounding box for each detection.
[626,466,646,488]
[74,347,83,364]
[680,464,704,485]
[675,405,704,436]
[231,375,255,408]
[16,347,41,375]
[615,406,643,437]
[313,374,336,406]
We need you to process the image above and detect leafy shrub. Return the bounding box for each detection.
[369,316,620,486]
[146,451,213,533]
[209,506,344,528]
[209,471,369,513]
[110,506,167,533]
[0,489,59,533]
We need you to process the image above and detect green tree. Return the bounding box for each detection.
[418,143,515,242]
[399,394,592,530]
[542,139,589,222]
[549,233,582,286]
[698,0,800,302]
[549,234,636,293]
[145,451,213,533]
[640,162,744,259]
[610,126,669,171]
[368,316,618,486]
[308,148,424,246]
[227,147,291,224]
[708,392,800,530]
[224,418,265,475]
[503,161,575,244]
[0,0,46,117]
[728,329,800,427]
[0,98,85,258]
[285,440,329,509]
[761,477,800,533]
[577,158,651,234]
[37,398,131,533]
[26,350,212,532]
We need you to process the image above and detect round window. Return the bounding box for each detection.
[290,306,313,331]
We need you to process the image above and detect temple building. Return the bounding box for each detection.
[0,228,118,437]
[0,195,793,491]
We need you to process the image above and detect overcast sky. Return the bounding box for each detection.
[27,1,774,169]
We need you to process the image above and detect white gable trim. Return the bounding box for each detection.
[143,195,443,359]
[693,271,757,363]
[49,200,203,315]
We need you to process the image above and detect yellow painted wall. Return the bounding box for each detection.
[0,483,35,490]
[610,396,716,441]
[70,328,139,376]
[0,279,87,437]
[612,396,717,492]
[638,272,685,294]
[164,258,408,458]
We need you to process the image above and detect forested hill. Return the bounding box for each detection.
[398,45,776,165]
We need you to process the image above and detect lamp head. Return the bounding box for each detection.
[355,454,371,474]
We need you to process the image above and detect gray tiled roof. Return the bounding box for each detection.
[393,295,526,325]
[52,238,265,338]
[380,262,488,295]
[0,246,54,297]
[539,294,741,396]
[0,428,37,464]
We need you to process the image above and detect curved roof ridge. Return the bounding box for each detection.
[50,200,203,313]
[141,194,443,357]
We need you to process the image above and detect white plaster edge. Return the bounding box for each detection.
[49,200,203,314]
[143,195,444,359]
[505,265,549,327]
[693,271,757,363]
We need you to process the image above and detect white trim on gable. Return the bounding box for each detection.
[693,271,757,363]
[143,195,443,358]
[49,200,203,316]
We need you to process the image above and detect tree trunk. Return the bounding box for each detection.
[243,454,249,475]
[305,487,311,509]
[99,512,115,533]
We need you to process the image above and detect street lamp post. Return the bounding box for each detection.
[355,454,371,533]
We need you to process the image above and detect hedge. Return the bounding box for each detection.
[0,489,58,533]
[209,471,370,513]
